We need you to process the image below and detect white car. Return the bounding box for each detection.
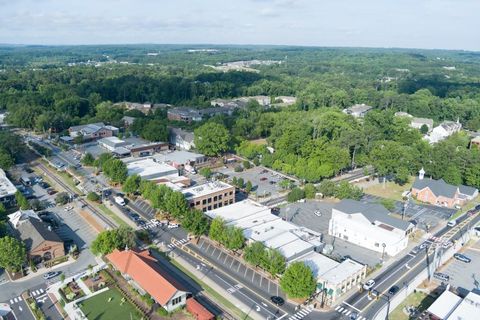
[363,279,376,291]
[167,223,179,229]
[314,210,322,217]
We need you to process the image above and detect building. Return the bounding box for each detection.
[274,96,297,106]
[410,117,434,132]
[329,199,414,257]
[427,288,480,320]
[470,136,480,149]
[167,107,202,123]
[198,107,234,118]
[121,116,136,128]
[206,199,322,261]
[155,150,206,169]
[237,95,271,106]
[115,102,171,115]
[8,210,65,263]
[342,104,373,118]
[128,142,169,157]
[411,168,478,208]
[106,249,190,312]
[295,251,366,306]
[98,136,127,152]
[182,181,235,212]
[68,122,119,141]
[425,120,462,144]
[186,298,215,320]
[168,127,195,151]
[0,168,16,207]
[126,158,179,181]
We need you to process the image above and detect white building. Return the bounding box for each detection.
[342,104,373,118]
[125,158,179,181]
[411,117,434,132]
[98,136,127,151]
[154,150,206,169]
[274,96,297,106]
[427,289,480,320]
[424,120,462,144]
[0,168,16,207]
[168,127,195,151]
[329,199,414,257]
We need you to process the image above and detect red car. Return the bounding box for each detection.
[260,177,268,181]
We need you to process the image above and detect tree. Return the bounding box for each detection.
[237,177,244,189]
[317,180,336,197]
[379,198,395,211]
[0,236,26,272]
[15,191,30,210]
[199,167,212,179]
[94,153,113,170]
[164,191,188,219]
[287,187,305,202]
[280,262,316,299]
[443,165,462,185]
[87,192,100,202]
[263,249,286,276]
[102,158,128,184]
[335,181,363,200]
[0,151,14,170]
[91,226,135,255]
[141,119,168,142]
[465,163,480,188]
[55,192,70,205]
[243,242,266,267]
[81,153,95,166]
[304,183,316,199]
[245,181,253,194]
[209,217,226,243]
[224,226,245,251]
[243,160,251,169]
[279,179,294,190]
[0,203,6,220]
[194,122,230,156]
[122,174,141,195]
[182,210,209,236]
[420,124,429,134]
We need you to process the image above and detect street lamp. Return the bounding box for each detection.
[381,243,386,261]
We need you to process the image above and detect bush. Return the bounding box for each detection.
[234,165,244,172]
[87,192,100,202]
[287,187,305,202]
[157,307,169,316]
[55,192,70,205]
[243,160,252,169]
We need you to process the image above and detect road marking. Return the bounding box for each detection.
[9,299,13,304]
[342,309,348,314]
[18,306,22,312]
[345,310,351,316]
[335,306,341,311]
[343,301,361,312]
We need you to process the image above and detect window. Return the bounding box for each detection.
[171,296,182,306]
[219,202,223,207]
[195,201,200,206]
[213,196,218,201]
[213,204,218,209]
[219,194,223,200]
[208,205,212,210]
[207,197,212,203]
[202,208,206,212]
[190,203,194,207]
[229,199,233,204]
[229,191,233,195]
[202,199,207,205]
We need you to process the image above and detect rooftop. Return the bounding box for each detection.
[181,181,233,200]
[411,117,434,126]
[155,150,204,165]
[344,103,373,114]
[0,169,16,198]
[447,290,480,320]
[413,177,477,198]
[8,209,39,228]
[99,136,126,147]
[427,290,462,319]
[126,158,178,179]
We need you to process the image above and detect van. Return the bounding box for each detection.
[433,272,450,282]
[447,220,457,227]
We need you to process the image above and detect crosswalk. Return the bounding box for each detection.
[288,305,314,320]
[167,238,189,249]
[141,221,160,230]
[30,288,45,297]
[334,305,367,320]
[9,296,23,305]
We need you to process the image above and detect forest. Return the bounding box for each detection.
[1,45,480,187]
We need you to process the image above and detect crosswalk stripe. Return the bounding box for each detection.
[298,311,307,316]
[337,307,344,312]
[345,310,351,316]
[335,306,341,311]
[13,298,18,303]
[9,299,13,304]
[342,309,348,314]
[357,316,364,320]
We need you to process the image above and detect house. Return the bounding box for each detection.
[427,288,480,320]
[68,122,119,141]
[470,136,480,149]
[342,104,373,118]
[106,249,190,312]
[424,120,462,144]
[98,136,127,152]
[295,251,366,306]
[182,181,235,212]
[169,127,195,151]
[186,298,215,320]
[116,102,171,115]
[237,95,271,106]
[329,199,414,256]
[0,168,16,207]
[198,107,234,118]
[167,108,202,123]
[411,168,478,208]
[410,117,434,132]
[8,210,65,263]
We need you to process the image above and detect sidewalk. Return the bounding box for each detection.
[9,257,75,283]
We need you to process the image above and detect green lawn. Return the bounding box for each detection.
[79,287,142,320]
[390,291,436,320]
[97,203,129,227]
[364,178,414,201]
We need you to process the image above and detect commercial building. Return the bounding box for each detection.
[68,122,119,141]
[296,251,366,306]
[0,168,16,207]
[106,249,190,312]
[126,158,179,181]
[155,150,207,169]
[329,199,414,257]
[169,127,195,151]
[8,210,65,263]
[427,288,480,320]
[98,136,127,151]
[342,104,373,118]
[182,181,235,212]
[411,168,478,208]
[129,141,169,157]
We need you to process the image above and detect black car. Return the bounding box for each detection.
[39,182,50,189]
[270,296,284,306]
[388,285,399,295]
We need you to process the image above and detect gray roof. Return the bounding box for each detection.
[69,122,105,134]
[411,117,434,127]
[16,218,63,251]
[334,199,412,231]
[169,127,194,143]
[459,184,478,197]
[413,177,458,198]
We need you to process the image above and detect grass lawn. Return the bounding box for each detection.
[364,178,414,201]
[97,203,129,227]
[79,287,142,320]
[390,291,436,320]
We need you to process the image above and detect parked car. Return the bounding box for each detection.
[167,223,179,229]
[269,180,277,184]
[453,253,471,263]
[39,182,50,189]
[363,279,375,291]
[419,242,429,250]
[43,271,61,280]
[447,220,457,227]
[47,188,57,195]
[433,272,450,282]
[270,296,284,306]
[388,285,399,295]
[260,177,268,181]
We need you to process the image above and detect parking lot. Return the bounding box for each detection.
[215,165,290,202]
[278,200,384,266]
[437,239,480,291]
[362,194,456,231]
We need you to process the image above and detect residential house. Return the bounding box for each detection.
[329,199,414,256]
[424,120,462,144]
[182,181,235,212]
[167,108,202,123]
[427,288,480,320]
[168,127,195,151]
[8,210,65,263]
[68,122,119,141]
[342,104,373,118]
[411,168,478,208]
[274,96,297,106]
[470,136,480,149]
[0,168,16,207]
[116,102,171,115]
[106,249,190,312]
[411,117,434,132]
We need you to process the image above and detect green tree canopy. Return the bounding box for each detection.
[0,236,27,272]
[91,226,136,256]
[122,174,141,195]
[280,261,316,299]
[194,122,230,156]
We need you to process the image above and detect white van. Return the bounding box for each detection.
[114,196,126,206]
[447,220,457,227]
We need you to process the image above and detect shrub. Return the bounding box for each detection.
[243,160,251,169]
[87,192,100,202]
[287,187,305,202]
[234,165,243,172]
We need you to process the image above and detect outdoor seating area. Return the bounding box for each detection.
[60,279,86,302]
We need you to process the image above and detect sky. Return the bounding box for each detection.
[1,0,479,51]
